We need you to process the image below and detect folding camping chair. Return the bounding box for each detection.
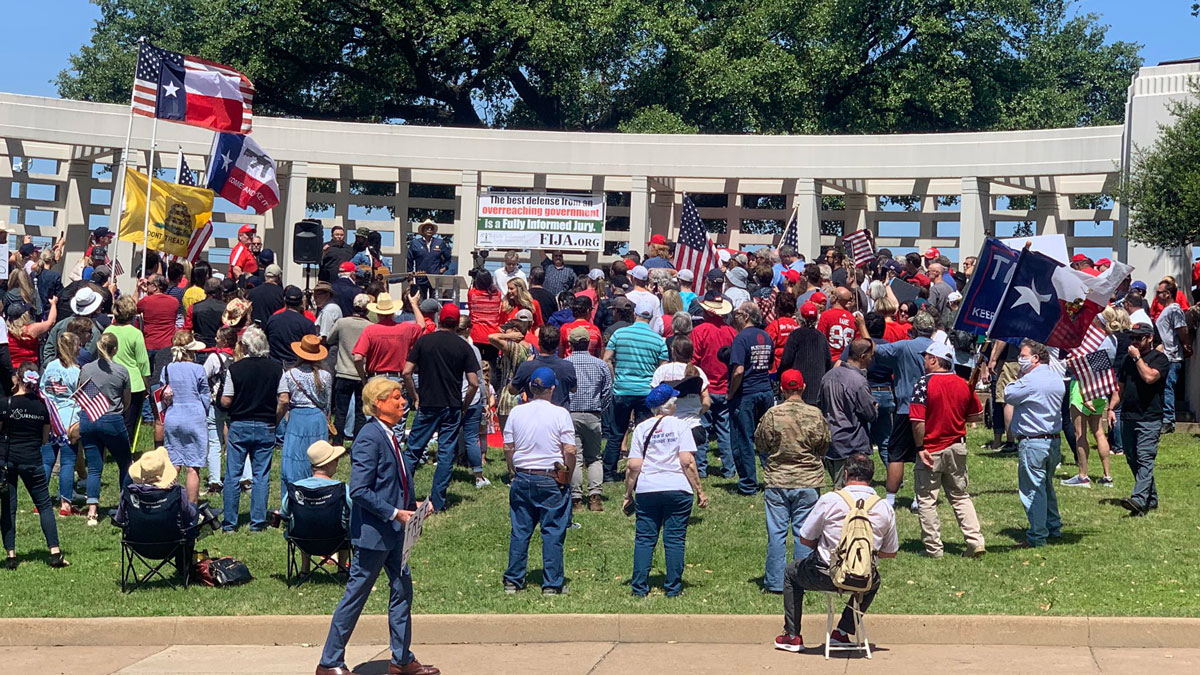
[284,482,352,588]
[822,591,871,659]
[119,486,194,593]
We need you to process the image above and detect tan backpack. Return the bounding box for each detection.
[828,489,882,592]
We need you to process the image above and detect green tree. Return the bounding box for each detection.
[59,0,1142,134]
[1120,83,1200,248]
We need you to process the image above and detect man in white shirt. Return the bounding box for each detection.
[625,265,663,324]
[775,453,898,654]
[492,251,526,294]
[502,367,577,595]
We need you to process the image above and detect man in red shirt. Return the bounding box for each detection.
[816,288,865,360]
[908,342,986,559]
[352,291,425,434]
[229,224,259,279]
[136,274,181,356]
[558,296,602,357]
[1070,254,1100,277]
[691,291,737,479]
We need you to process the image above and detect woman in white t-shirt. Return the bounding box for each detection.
[650,336,711,475]
[624,384,708,597]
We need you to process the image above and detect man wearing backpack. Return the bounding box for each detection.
[775,453,898,653]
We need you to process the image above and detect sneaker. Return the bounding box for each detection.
[829,629,856,647]
[1111,449,1125,456]
[588,495,604,512]
[963,547,987,559]
[1119,498,1146,517]
[240,480,252,493]
[1061,475,1091,488]
[1162,422,1175,435]
[503,581,523,594]
[774,634,804,652]
[87,515,99,527]
[58,506,79,517]
[207,482,223,495]
[542,585,569,595]
[909,500,919,514]
[1096,476,1114,488]
[475,476,491,489]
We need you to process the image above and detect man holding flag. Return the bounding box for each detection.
[1108,323,1168,517]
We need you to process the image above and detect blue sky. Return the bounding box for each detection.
[0,1,1196,98]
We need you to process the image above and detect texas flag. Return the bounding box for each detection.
[206,133,280,214]
[991,249,1132,350]
[132,42,254,134]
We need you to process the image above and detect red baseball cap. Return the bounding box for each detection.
[648,234,667,245]
[238,224,256,235]
[782,269,801,284]
[810,291,827,305]
[799,302,820,321]
[923,246,940,259]
[1096,258,1112,266]
[780,369,805,391]
[913,273,931,289]
[440,303,461,323]
[624,258,637,269]
[1071,253,1089,263]
[339,261,358,273]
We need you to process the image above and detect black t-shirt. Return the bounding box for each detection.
[1118,349,1169,422]
[248,283,286,326]
[529,287,558,322]
[779,326,833,406]
[1,393,49,465]
[406,331,480,409]
[511,354,577,408]
[265,309,318,363]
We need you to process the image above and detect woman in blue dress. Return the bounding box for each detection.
[278,334,333,491]
[161,331,210,504]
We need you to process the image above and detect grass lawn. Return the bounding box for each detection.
[3,426,1200,618]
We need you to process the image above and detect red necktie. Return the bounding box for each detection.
[389,430,409,506]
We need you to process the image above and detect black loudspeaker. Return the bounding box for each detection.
[293,219,323,264]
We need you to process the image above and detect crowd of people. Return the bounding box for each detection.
[0,221,1188,667]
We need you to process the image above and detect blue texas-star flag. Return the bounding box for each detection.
[990,248,1132,350]
[953,238,1019,335]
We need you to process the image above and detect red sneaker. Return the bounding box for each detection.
[774,634,804,652]
[58,506,80,517]
[829,629,856,647]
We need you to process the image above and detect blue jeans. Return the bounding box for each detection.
[504,472,570,589]
[1017,437,1062,546]
[730,390,774,495]
[222,420,275,531]
[206,407,250,486]
[603,394,651,480]
[869,389,895,464]
[1121,419,1160,510]
[632,490,693,596]
[79,413,132,505]
[762,487,819,592]
[703,394,734,478]
[460,402,484,473]
[403,406,464,512]
[41,438,78,503]
[1164,361,1181,424]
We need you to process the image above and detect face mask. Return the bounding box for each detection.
[1018,356,1034,372]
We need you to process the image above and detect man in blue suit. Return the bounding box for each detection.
[317,377,439,675]
[407,219,450,300]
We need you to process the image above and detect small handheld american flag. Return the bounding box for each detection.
[72,379,114,424]
[842,229,875,267]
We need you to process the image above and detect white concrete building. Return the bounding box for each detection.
[0,59,1197,289]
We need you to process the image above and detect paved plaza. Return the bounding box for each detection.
[7,642,1200,674]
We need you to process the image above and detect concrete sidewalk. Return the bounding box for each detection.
[7,642,1200,675]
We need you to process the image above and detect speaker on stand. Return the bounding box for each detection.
[293,219,324,309]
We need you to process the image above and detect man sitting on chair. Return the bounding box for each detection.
[775,453,898,654]
[282,440,352,575]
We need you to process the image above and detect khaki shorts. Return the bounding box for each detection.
[993,361,1021,404]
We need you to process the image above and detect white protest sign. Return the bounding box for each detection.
[0,227,10,280]
[1000,233,1068,265]
[476,191,605,251]
[401,500,434,567]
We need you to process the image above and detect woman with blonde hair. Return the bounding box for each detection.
[3,265,42,318]
[1062,308,1121,489]
[78,332,133,526]
[103,295,151,440]
[161,331,210,503]
[41,332,83,515]
[501,277,543,327]
[654,289,684,337]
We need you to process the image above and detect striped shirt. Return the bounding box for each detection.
[606,321,669,397]
[566,352,613,413]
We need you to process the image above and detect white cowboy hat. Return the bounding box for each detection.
[71,287,103,315]
[367,292,399,316]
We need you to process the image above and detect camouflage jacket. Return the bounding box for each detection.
[754,398,830,489]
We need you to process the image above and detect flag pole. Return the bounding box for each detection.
[139,116,159,280]
[111,37,145,282]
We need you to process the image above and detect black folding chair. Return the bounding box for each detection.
[119,486,194,593]
[285,482,352,588]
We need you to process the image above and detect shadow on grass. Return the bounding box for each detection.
[995,527,1086,548]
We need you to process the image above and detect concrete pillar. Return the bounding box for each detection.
[395,168,412,273]
[959,177,989,261]
[844,193,869,236]
[1039,193,1064,237]
[455,170,480,278]
[630,175,651,257]
[793,178,820,258]
[278,160,309,287]
[65,157,97,284]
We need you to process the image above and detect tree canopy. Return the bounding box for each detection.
[1121,83,1200,248]
[59,0,1142,134]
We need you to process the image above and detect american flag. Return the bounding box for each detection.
[673,195,718,294]
[168,153,214,263]
[40,391,66,438]
[1065,323,1116,400]
[72,379,114,424]
[778,208,798,250]
[132,42,254,134]
[843,229,875,267]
